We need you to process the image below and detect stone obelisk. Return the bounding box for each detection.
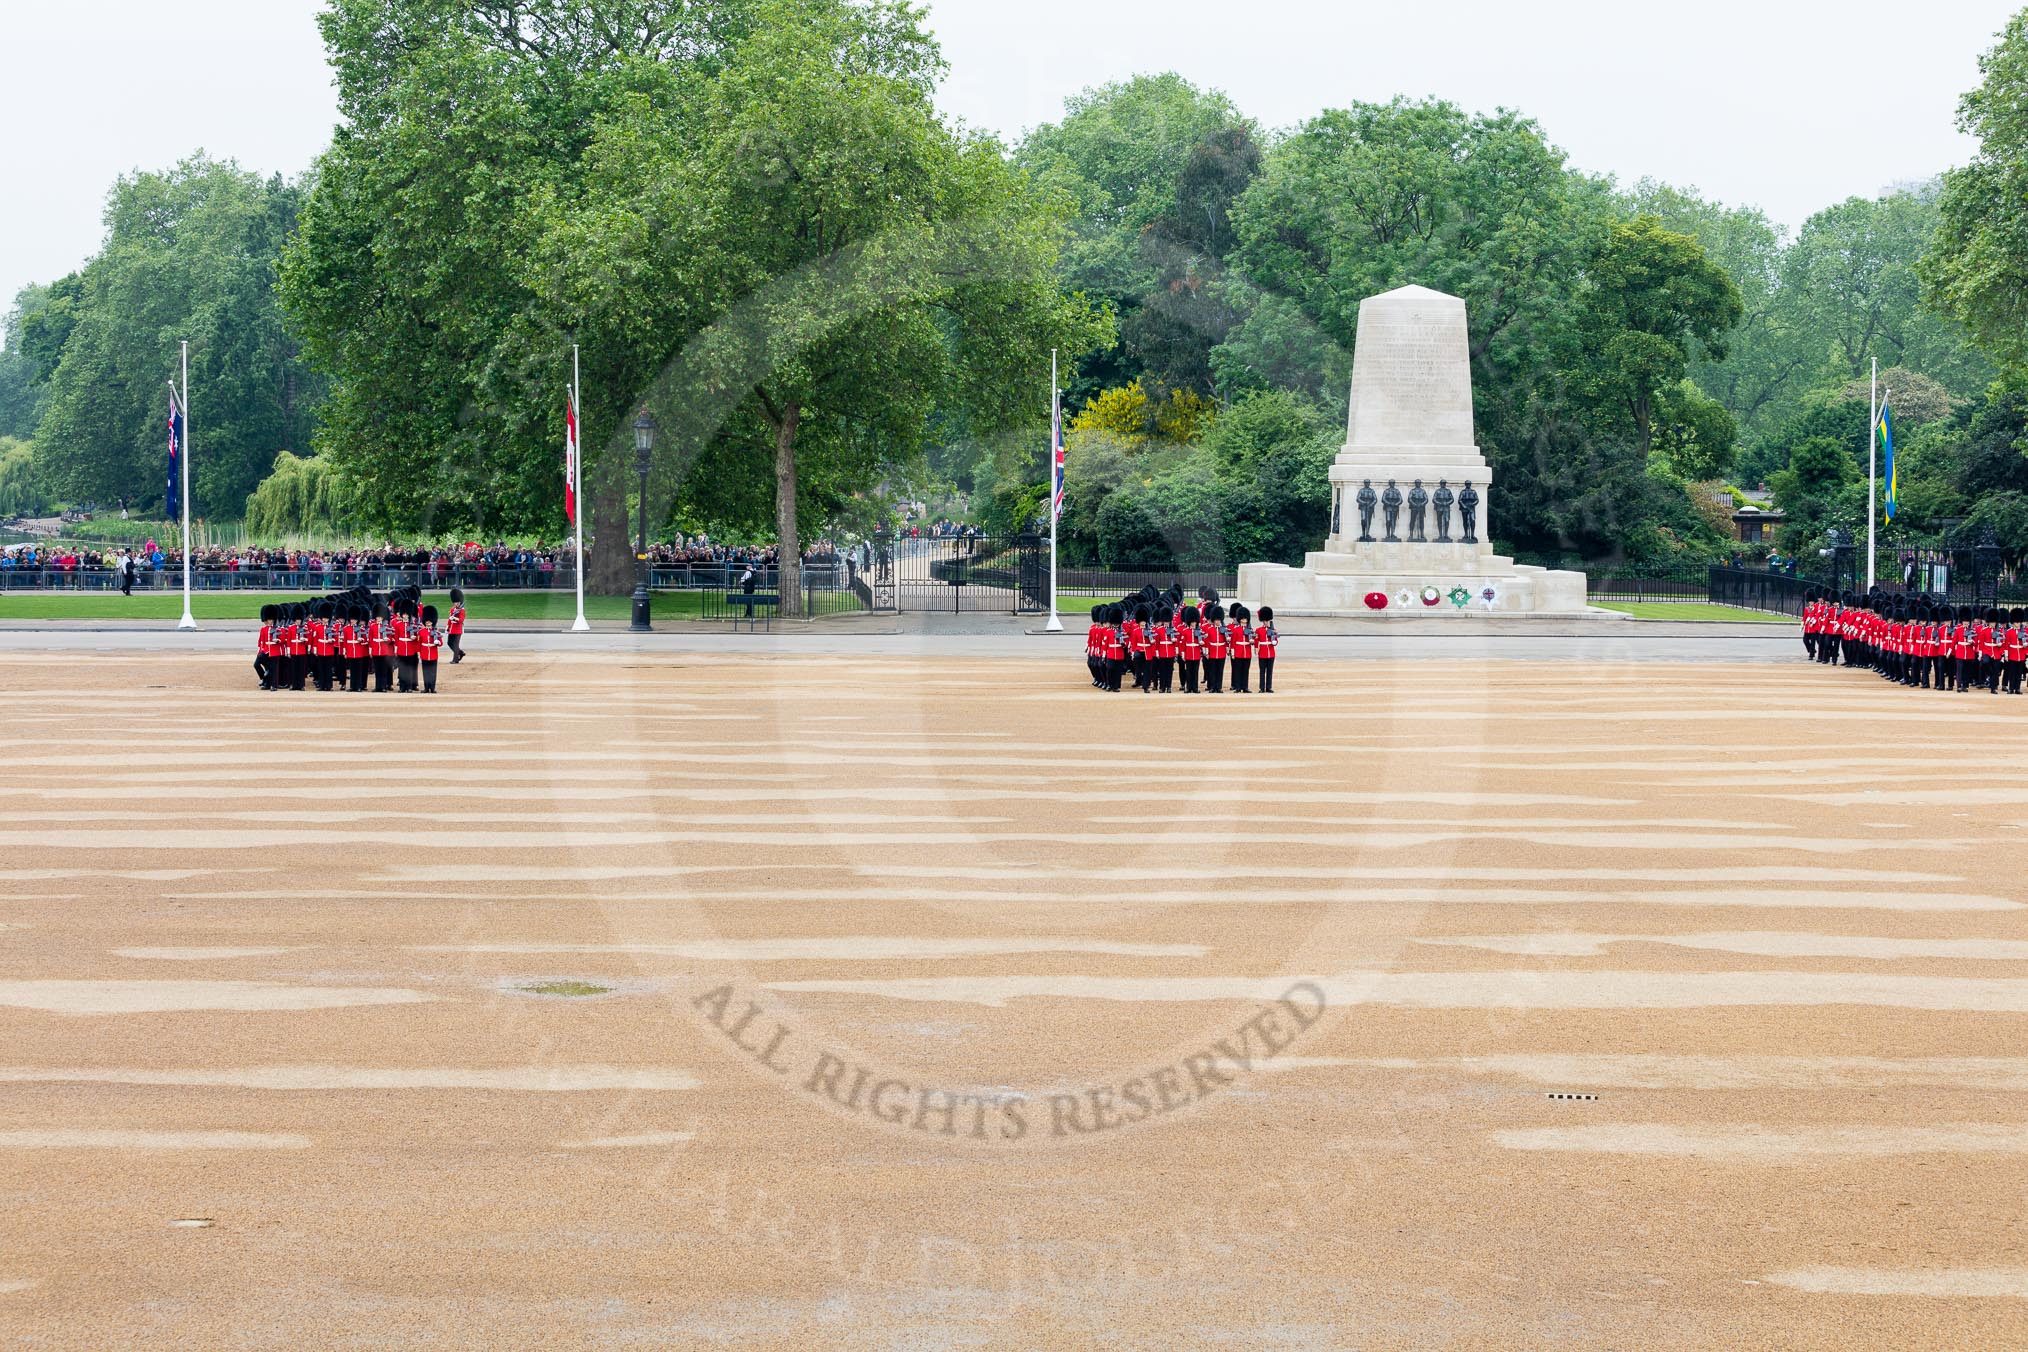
[1237,284,1591,616]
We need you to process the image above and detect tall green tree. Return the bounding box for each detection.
[528,0,1107,612]
[284,0,770,580]
[0,286,57,440]
[1568,215,1742,459]
[1925,11,2028,374]
[1017,75,1258,401]
[1784,190,1989,397]
[1226,99,1605,384]
[32,157,318,515]
[1623,181,1811,437]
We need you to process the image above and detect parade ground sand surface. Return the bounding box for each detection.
[1,646,2025,1349]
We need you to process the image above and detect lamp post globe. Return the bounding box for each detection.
[630,410,657,633]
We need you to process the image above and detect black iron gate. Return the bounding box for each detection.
[867,530,1047,614]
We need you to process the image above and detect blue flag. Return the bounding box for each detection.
[166,387,183,520]
[1877,400,1896,523]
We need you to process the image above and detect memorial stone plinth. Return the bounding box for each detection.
[1237,284,1591,617]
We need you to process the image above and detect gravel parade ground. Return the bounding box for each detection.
[0,645,2023,1348]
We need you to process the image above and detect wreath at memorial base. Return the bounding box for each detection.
[1480,585,1500,610]
[1419,585,1443,608]
[1394,589,1415,610]
[1448,586,1471,610]
[1364,591,1388,610]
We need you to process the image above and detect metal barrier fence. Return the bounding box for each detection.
[1582,571,1712,603]
[0,561,850,594]
[1707,566,1814,616]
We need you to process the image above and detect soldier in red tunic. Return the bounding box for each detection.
[1227,604,1254,694]
[369,603,392,693]
[255,605,277,690]
[1177,606,1203,694]
[447,587,468,664]
[2004,610,2026,696]
[1101,606,1126,692]
[419,605,443,693]
[286,603,309,691]
[1202,604,1227,694]
[1256,606,1279,693]
[1151,607,1177,694]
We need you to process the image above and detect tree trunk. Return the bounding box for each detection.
[588,452,633,594]
[774,400,803,617]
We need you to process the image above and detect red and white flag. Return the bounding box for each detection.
[564,387,579,524]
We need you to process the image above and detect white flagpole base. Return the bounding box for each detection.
[569,615,591,633]
[177,609,197,631]
[1043,614,1063,631]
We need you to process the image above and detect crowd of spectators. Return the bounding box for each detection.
[0,534,848,589]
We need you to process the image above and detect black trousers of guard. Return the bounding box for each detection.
[448,633,464,663]
[422,659,438,693]
[1178,657,1199,693]
[374,656,392,692]
[254,654,271,689]
[1230,655,1251,693]
[1156,656,1173,693]
[1204,656,1225,693]
[1260,656,1276,692]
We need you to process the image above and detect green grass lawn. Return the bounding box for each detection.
[1596,601,1791,623]
[0,589,865,622]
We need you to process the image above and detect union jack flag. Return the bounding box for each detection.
[1050,396,1065,521]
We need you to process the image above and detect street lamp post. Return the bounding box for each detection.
[631,410,656,633]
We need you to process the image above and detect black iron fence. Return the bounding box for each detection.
[1708,566,1813,616]
[1582,569,1712,603]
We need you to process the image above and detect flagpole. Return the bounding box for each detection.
[1866,356,1878,592]
[570,344,589,632]
[177,340,195,630]
[1044,348,1063,633]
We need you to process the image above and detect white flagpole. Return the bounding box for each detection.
[1044,348,1063,632]
[1866,356,1878,591]
[570,344,589,632]
[176,340,196,630]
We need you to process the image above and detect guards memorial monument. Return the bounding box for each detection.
[1237,284,1591,616]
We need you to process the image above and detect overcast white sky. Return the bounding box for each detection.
[1,0,2018,318]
